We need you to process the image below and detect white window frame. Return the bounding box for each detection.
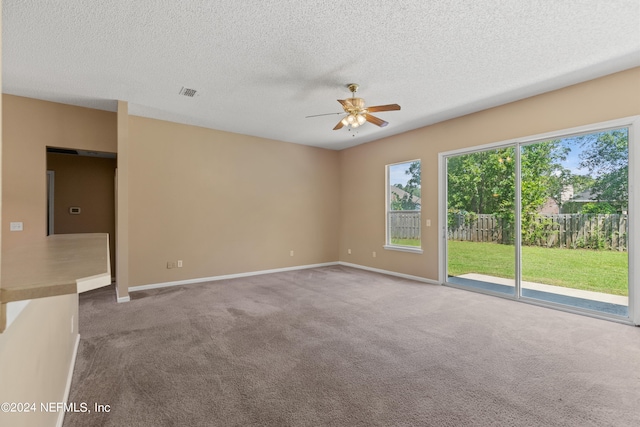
[384,159,423,254]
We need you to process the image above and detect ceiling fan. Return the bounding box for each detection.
[307,83,401,130]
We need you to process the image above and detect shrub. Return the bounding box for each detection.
[582,202,617,214]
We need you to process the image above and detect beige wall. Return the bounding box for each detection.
[338,67,640,280]
[0,294,79,427]
[2,95,117,251]
[47,153,117,273]
[1,95,340,292]
[127,116,340,287]
[0,95,104,427]
[2,68,639,291]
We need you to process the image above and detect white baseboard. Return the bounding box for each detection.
[115,284,130,303]
[58,333,80,427]
[338,261,441,285]
[128,262,340,293]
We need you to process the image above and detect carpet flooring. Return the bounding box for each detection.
[64,265,640,426]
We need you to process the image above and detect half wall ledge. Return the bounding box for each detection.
[0,233,111,332]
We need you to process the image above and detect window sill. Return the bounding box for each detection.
[383,245,423,254]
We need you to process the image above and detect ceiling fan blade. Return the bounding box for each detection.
[337,99,353,111]
[366,104,401,113]
[305,112,342,118]
[333,119,345,130]
[364,113,389,127]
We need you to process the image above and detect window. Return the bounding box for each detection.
[385,160,422,252]
[441,116,639,324]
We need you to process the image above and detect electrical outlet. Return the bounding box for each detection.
[167,261,174,269]
[372,251,376,258]
[290,250,294,256]
[177,260,183,268]
[10,222,23,231]
[348,249,352,254]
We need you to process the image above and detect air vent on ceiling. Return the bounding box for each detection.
[179,87,197,97]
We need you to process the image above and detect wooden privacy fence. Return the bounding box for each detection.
[389,211,421,239]
[448,214,512,244]
[448,213,628,251]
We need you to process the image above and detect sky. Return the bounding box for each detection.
[557,127,627,176]
[389,162,413,186]
[558,138,588,175]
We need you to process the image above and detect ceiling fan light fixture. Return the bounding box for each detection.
[316,83,401,131]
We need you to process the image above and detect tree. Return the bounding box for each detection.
[546,167,572,209]
[447,141,568,244]
[447,147,515,218]
[520,140,569,214]
[568,174,596,194]
[447,141,566,221]
[581,202,617,214]
[391,161,421,210]
[576,129,628,211]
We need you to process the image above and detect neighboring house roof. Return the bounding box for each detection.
[569,190,599,203]
[390,186,421,207]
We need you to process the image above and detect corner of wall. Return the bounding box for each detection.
[1,3,4,306]
[116,100,130,301]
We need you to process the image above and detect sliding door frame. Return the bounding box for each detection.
[438,116,640,325]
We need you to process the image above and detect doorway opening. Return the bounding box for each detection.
[46,147,117,279]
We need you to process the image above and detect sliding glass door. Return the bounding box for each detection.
[520,129,629,317]
[446,147,516,296]
[443,121,632,321]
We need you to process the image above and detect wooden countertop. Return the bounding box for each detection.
[1,233,111,304]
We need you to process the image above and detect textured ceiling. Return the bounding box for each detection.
[3,1,640,150]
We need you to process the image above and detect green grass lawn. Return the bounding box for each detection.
[447,240,628,296]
